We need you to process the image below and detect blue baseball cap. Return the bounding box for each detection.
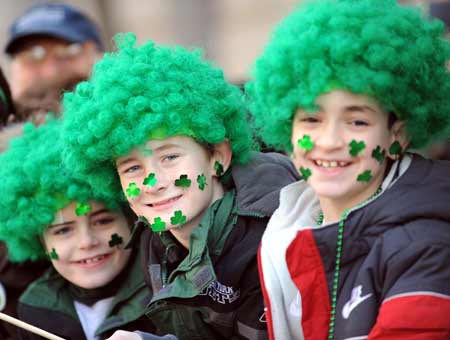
[5,3,103,54]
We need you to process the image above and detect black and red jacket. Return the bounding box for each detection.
[259,154,450,340]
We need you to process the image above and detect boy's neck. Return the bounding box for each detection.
[169,179,225,250]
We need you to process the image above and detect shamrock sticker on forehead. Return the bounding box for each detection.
[170,210,187,226]
[143,173,157,187]
[357,170,372,183]
[214,161,224,177]
[175,174,191,188]
[299,167,312,181]
[109,233,123,247]
[126,182,141,198]
[138,144,153,156]
[75,202,91,216]
[48,248,59,260]
[150,217,166,232]
[389,141,402,157]
[372,146,386,165]
[197,174,207,190]
[297,135,314,152]
[349,140,366,157]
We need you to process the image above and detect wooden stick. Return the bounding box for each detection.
[0,312,66,340]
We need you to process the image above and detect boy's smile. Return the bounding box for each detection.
[44,201,131,289]
[291,90,405,222]
[116,135,230,246]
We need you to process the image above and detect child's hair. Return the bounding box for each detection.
[62,33,253,202]
[0,120,119,262]
[247,0,450,151]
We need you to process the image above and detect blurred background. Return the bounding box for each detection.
[0,0,443,84]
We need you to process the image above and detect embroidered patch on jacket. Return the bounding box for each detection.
[199,280,241,304]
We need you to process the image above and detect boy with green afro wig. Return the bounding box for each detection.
[249,1,450,339]
[0,120,156,338]
[62,33,298,339]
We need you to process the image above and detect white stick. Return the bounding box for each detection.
[0,312,66,340]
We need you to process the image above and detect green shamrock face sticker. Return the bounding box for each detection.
[126,182,141,197]
[297,135,314,152]
[75,202,91,216]
[175,174,191,188]
[150,217,166,232]
[389,141,402,156]
[138,145,153,156]
[170,210,187,226]
[214,161,224,177]
[357,170,372,182]
[349,140,366,157]
[299,167,312,181]
[109,233,123,247]
[48,248,59,260]
[197,174,207,190]
[143,173,157,187]
[372,146,386,165]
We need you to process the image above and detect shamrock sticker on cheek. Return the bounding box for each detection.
[126,182,141,198]
[197,174,207,190]
[357,170,372,183]
[170,210,187,226]
[372,146,386,165]
[349,140,366,157]
[150,217,166,232]
[175,174,191,188]
[297,135,314,153]
[299,167,312,181]
[75,202,91,216]
[109,233,123,247]
[48,248,59,260]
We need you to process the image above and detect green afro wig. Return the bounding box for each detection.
[0,120,119,262]
[62,33,253,203]
[247,0,450,151]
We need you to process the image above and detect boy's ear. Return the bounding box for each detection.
[388,120,409,159]
[211,140,232,175]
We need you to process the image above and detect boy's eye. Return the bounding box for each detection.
[300,116,320,123]
[124,165,141,174]
[163,154,180,162]
[53,226,73,236]
[351,120,369,126]
[92,216,115,227]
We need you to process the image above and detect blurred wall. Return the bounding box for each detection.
[0,0,445,83]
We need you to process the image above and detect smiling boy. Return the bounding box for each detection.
[61,33,298,339]
[247,0,450,339]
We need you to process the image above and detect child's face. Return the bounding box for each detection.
[43,201,131,289]
[116,135,227,233]
[291,90,404,210]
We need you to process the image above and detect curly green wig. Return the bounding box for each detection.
[62,33,253,202]
[247,0,450,151]
[0,120,118,262]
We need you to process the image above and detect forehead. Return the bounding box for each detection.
[52,200,106,224]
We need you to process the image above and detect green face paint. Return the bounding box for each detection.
[48,248,59,260]
[126,182,141,197]
[75,202,92,216]
[108,233,123,247]
[371,146,386,165]
[197,174,207,190]
[143,173,157,187]
[349,140,366,157]
[389,141,402,156]
[357,170,372,182]
[150,217,166,232]
[170,210,187,226]
[299,167,312,181]
[174,174,191,188]
[297,134,314,152]
[214,161,224,177]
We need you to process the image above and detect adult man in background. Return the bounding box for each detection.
[4,3,103,122]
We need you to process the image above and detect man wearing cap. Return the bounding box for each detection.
[5,2,103,102]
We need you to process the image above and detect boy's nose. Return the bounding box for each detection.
[315,124,345,150]
[78,227,100,249]
[142,171,169,194]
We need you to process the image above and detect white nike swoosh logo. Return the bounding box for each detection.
[342,293,372,319]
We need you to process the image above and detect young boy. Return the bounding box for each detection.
[0,120,156,339]
[247,0,450,339]
[61,33,298,340]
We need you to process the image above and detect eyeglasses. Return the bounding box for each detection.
[14,43,83,64]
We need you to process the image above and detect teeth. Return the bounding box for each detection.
[315,160,349,168]
[80,255,105,264]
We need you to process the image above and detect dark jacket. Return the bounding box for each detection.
[132,152,299,340]
[17,249,153,340]
[260,154,450,340]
